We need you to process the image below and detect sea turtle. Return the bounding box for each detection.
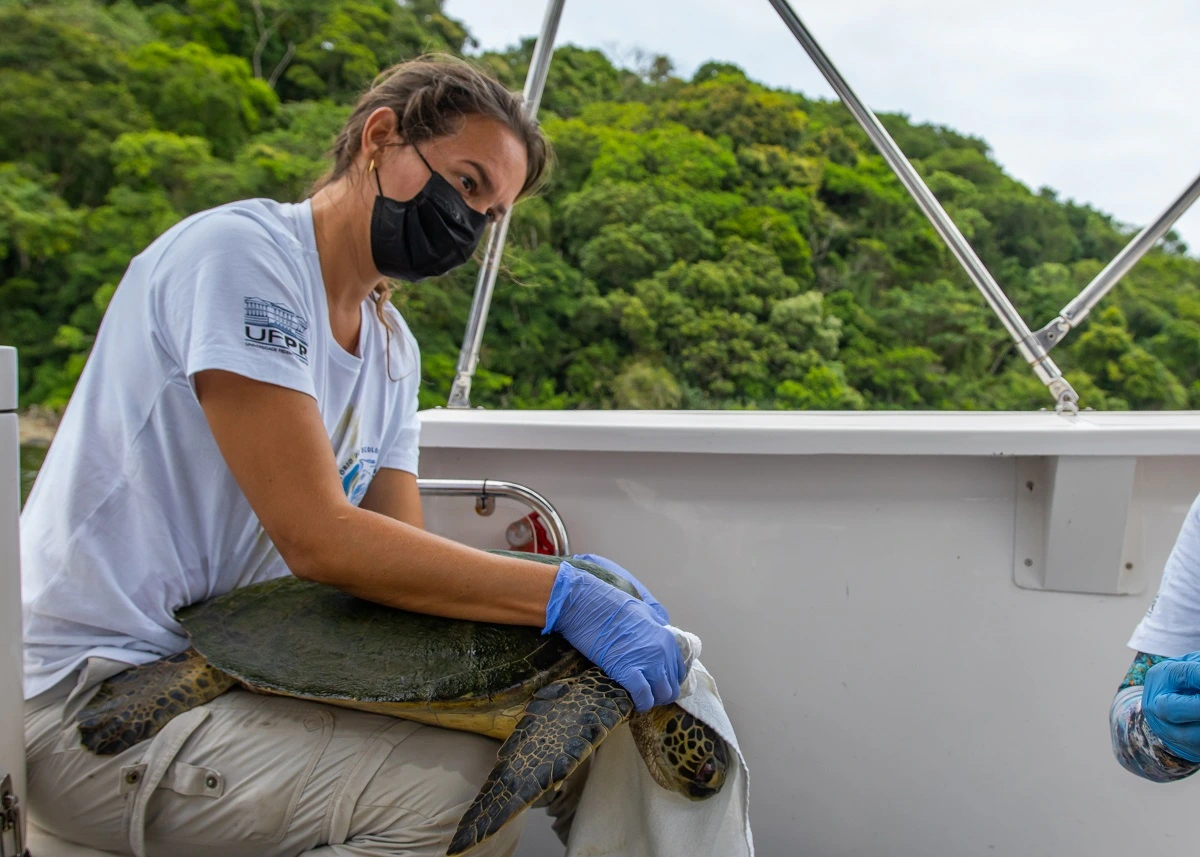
[75,551,729,855]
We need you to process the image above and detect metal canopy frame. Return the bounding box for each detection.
[446,0,1200,414]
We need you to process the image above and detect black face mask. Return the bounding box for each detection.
[369,146,489,281]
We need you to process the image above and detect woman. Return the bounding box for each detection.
[1111,490,1200,782]
[21,55,684,856]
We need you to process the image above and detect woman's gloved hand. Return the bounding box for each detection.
[570,553,670,625]
[545,561,685,711]
[1143,652,1200,762]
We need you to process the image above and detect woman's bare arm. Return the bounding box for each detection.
[194,369,554,626]
[360,469,425,529]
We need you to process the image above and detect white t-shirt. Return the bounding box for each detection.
[1128,491,1200,657]
[21,198,422,699]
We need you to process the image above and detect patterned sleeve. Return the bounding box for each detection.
[1110,652,1200,783]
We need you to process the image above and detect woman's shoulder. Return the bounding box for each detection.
[139,199,319,317]
[159,199,309,260]
[140,200,322,356]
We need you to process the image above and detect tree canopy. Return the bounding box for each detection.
[3,0,1197,412]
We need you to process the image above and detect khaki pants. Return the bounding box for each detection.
[24,658,529,857]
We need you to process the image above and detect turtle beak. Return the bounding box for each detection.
[684,738,729,800]
[643,707,731,800]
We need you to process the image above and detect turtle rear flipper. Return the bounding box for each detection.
[448,667,634,856]
[76,648,235,755]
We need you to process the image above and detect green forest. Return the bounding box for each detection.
[3,0,1199,413]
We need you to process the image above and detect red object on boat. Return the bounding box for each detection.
[505,511,557,555]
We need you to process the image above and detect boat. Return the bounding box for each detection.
[3,1,1200,854]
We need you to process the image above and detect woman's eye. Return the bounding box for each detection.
[460,176,477,193]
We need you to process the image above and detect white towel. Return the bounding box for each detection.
[564,628,753,857]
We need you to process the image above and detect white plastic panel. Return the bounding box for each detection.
[10,404,1200,856]
[1013,456,1142,595]
[419,407,1200,457]
[0,347,15,412]
[420,441,1200,857]
[0,409,23,847]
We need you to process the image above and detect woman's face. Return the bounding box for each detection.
[363,109,529,224]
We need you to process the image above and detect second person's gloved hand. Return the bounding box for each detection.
[545,560,686,712]
[570,552,670,625]
[1142,651,1200,762]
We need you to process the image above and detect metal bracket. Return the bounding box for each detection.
[1012,456,1144,595]
[1030,328,1080,413]
[1032,317,1072,355]
[1048,376,1080,416]
[1,775,29,857]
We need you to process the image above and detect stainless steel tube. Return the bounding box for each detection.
[765,0,1078,409]
[447,0,566,408]
[417,477,571,555]
[1062,171,1200,327]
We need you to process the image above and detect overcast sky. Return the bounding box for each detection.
[444,0,1200,261]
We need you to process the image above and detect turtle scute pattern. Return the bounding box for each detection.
[447,667,634,856]
[661,710,728,798]
[77,648,235,755]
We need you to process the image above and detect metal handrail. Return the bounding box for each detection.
[417,478,570,555]
[447,0,565,409]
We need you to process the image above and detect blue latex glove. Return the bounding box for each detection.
[571,553,670,625]
[1142,652,1200,762]
[545,561,686,712]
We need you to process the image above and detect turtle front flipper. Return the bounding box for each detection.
[448,667,634,856]
[76,648,235,755]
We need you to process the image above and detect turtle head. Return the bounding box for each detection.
[630,704,729,800]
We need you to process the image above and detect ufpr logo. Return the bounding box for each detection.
[244,297,309,364]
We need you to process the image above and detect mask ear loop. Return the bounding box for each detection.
[410,143,436,177]
[370,148,434,198]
